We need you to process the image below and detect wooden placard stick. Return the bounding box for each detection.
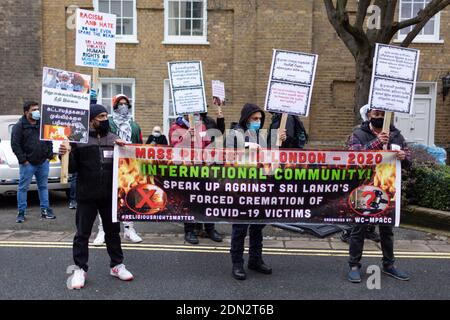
[189,114,196,145]
[60,140,70,184]
[276,113,288,147]
[382,112,393,150]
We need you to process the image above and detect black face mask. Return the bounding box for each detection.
[370,118,384,129]
[95,119,110,135]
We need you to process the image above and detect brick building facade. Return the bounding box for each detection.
[2,0,449,149]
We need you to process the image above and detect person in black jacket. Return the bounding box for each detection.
[268,113,308,149]
[146,126,168,145]
[11,101,56,223]
[59,104,134,290]
[346,107,411,283]
[225,103,286,280]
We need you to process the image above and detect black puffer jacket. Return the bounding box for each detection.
[11,116,53,165]
[69,130,118,202]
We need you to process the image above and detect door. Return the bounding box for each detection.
[394,98,432,145]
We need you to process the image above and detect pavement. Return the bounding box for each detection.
[1,191,450,300]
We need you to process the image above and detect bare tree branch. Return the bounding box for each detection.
[355,0,371,30]
[393,0,450,32]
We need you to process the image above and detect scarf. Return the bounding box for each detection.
[112,111,133,142]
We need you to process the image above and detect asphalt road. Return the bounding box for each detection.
[0,246,449,300]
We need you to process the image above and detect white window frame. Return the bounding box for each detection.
[163,0,209,45]
[395,0,443,44]
[163,79,178,138]
[98,78,136,119]
[94,0,139,44]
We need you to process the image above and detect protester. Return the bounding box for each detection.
[93,94,143,245]
[340,105,381,244]
[225,103,286,280]
[268,113,307,149]
[59,104,133,289]
[11,101,56,223]
[346,106,411,283]
[146,126,168,145]
[169,111,224,244]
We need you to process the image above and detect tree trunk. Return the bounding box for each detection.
[354,49,374,124]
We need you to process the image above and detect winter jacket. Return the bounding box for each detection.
[68,130,118,202]
[225,103,266,149]
[169,117,211,148]
[268,114,308,149]
[146,134,169,146]
[347,121,412,168]
[11,116,53,165]
[108,117,143,144]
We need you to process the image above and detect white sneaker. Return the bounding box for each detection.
[110,264,134,281]
[124,227,143,243]
[69,268,86,290]
[93,230,105,246]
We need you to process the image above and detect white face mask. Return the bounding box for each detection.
[153,132,161,137]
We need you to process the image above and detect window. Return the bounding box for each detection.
[98,78,135,117]
[164,0,208,45]
[94,0,138,43]
[397,0,442,43]
[163,79,178,137]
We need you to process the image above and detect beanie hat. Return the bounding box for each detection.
[112,94,131,109]
[89,104,108,120]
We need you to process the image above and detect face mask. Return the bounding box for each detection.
[95,119,110,135]
[370,118,384,129]
[153,132,161,138]
[194,115,201,122]
[117,104,129,116]
[31,110,40,120]
[247,121,261,131]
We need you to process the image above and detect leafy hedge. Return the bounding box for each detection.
[402,145,450,211]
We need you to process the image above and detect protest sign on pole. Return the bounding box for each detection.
[212,80,225,115]
[368,44,420,114]
[168,61,207,144]
[368,44,420,149]
[113,145,401,227]
[75,9,116,70]
[41,67,91,183]
[264,49,318,146]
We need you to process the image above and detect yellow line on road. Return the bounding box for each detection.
[1,241,450,259]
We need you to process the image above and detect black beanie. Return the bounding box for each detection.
[89,104,108,120]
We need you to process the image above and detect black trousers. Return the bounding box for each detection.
[73,199,123,272]
[184,223,215,233]
[230,224,265,266]
[348,225,395,268]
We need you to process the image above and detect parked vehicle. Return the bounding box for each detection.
[0,115,69,196]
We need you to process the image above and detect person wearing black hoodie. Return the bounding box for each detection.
[225,103,286,280]
[346,108,411,284]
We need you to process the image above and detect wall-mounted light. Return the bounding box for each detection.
[442,73,450,102]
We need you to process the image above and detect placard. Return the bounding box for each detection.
[265,49,318,117]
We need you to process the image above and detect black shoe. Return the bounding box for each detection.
[232,265,246,280]
[206,229,223,242]
[16,211,25,223]
[365,229,381,243]
[184,232,199,244]
[248,262,272,274]
[41,208,56,219]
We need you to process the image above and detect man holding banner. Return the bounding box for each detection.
[59,104,133,289]
[346,106,411,283]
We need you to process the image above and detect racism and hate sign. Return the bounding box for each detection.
[113,145,401,226]
[75,9,116,69]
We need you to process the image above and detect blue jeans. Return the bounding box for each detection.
[17,160,50,212]
[69,173,77,201]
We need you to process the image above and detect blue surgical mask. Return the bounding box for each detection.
[247,121,261,131]
[31,110,41,120]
